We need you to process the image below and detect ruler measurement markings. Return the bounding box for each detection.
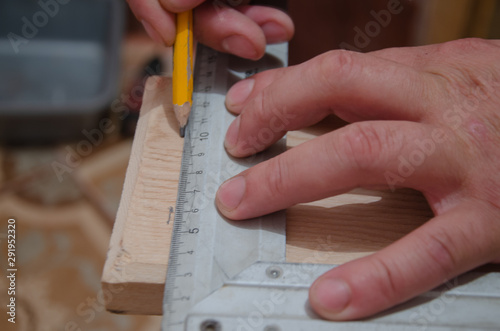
[163,44,288,331]
[163,45,219,330]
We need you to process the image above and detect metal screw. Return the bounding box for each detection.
[266,266,283,279]
[200,319,221,331]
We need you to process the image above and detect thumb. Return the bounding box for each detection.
[308,200,500,320]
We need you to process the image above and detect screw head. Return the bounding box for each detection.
[266,266,283,279]
[200,319,221,331]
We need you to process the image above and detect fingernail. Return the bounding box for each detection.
[225,115,240,151]
[166,0,187,12]
[141,20,164,45]
[222,35,258,59]
[217,176,246,211]
[226,79,255,109]
[312,278,351,314]
[261,21,289,44]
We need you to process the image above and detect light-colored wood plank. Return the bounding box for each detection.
[102,76,433,315]
[285,116,431,264]
[101,76,182,315]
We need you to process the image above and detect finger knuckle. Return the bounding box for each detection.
[333,123,392,172]
[264,155,291,200]
[314,50,361,93]
[368,256,401,304]
[255,87,282,129]
[424,229,459,279]
[254,89,270,120]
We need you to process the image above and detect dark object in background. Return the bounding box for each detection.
[252,0,287,9]
[0,0,124,144]
[120,57,163,137]
[288,0,419,65]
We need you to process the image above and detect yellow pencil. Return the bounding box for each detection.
[173,10,194,137]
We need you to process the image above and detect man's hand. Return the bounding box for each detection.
[215,38,500,320]
[127,0,294,60]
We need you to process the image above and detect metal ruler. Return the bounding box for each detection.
[162,43,288,331]
[161,44,500,331]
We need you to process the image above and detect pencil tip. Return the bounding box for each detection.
[180,126,186,138]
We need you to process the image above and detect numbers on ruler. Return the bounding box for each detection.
[199,132,209,139]
[184,189,200,194]
[176,272,192,278]
[165,46,218,331]
[173,296,190,301]
[177,250,195,257]
[191,152,205,157]
[180,227,199,233]
[207,55,216,64]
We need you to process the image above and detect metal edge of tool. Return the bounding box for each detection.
[162,43,289,331]
[186,262,500,330]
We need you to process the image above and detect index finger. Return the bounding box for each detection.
[128,0,177,45]
[159,0,252,13]
[159,0,205,12]
[224,50,434,157]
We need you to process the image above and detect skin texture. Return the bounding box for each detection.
[127,0,294,59]
[216,38,500,320]
[126,0,500,322]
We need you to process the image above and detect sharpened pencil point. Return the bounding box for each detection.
[174,103,191,138]
[173,11,193,140]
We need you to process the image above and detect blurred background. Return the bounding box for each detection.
[0,0,499,330]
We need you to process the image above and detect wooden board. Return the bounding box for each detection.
[101,76,433,315]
